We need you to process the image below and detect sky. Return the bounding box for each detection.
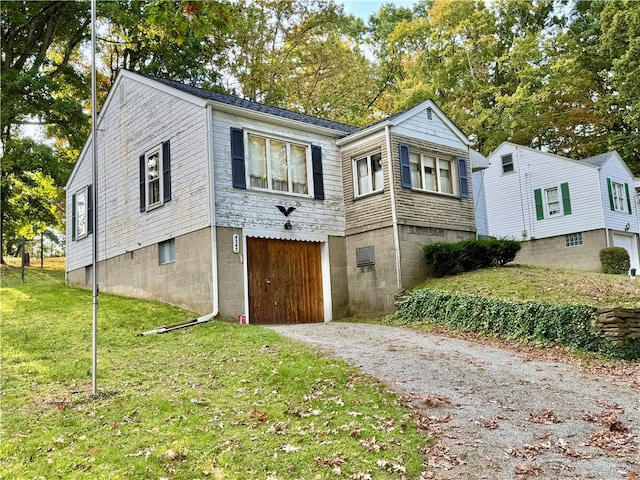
[339,0,418,21]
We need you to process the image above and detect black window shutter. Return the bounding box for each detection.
[162,140,171,203]
[71,193,77,241]
[457,157,469,198]
[139,154,146,212]
[311,145,324,200]
[231,128,246,189]
[87,185,93,234]
[399,143,411,188]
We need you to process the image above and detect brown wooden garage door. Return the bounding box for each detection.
[247,237,324,324]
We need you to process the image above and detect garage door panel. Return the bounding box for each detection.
[247,238,323,324]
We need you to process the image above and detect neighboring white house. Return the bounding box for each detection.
[483,142,640,273]
[65,70,482,323]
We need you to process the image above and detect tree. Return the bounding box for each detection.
[1,1,90,263]
[598,0,640,174]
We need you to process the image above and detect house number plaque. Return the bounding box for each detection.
[232,234,240,254]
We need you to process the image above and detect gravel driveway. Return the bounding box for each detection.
[268,322,639,480]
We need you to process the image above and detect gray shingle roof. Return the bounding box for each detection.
[145,74,358,134]
[581,151,617,167]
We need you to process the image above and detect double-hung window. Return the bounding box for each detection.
[247,133,309,195]
[612,182,626,212]
[545,187,561,217]
[139,141,171,212]
[354,152,383,197]
[501,154,514,174]
[409,152,453,194]
[71,185,92,241]
[534,183,571,220]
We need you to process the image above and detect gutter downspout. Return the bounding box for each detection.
[596,166,610,247]
[137,105,219,337]
[207,104,220,317]
[385,126,402,290]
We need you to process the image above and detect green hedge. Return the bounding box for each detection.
[600,247,630,274]
[392,289,640,360]
[423,238,521,277]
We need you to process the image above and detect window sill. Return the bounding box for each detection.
[409,188,460,199]
[145,202,164,212]
[247,187,313,199]
[354,189,384,201]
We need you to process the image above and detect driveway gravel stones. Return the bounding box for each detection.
[268,322,639,480]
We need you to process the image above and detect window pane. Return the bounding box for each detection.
[76,190,87,237]
[270,140,288,192]
[248,135,267,188]
[147,151,160,205]
[613,183,625,211]
[502,154,514,173]
[372,153,383,191]
[439,159,452,194]
[159,239,175,264]
[546,188,560,215]
[410,153,421,188]
[290,144,308,194]
[423,156,437,191]
[357,158,371,195]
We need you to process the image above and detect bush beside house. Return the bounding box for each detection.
[600,247,631,274]
[422,238,521,277]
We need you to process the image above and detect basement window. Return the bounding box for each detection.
[159,238,176,265]
[565,232,583,247]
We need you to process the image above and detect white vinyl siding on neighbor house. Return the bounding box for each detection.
[484,144,603,241]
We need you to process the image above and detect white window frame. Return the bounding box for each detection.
[144,145,164,211]
[159,238,175,265]
[545,186,561,217]
[612,182,626,212]
[565,232,583,247]
[353,151,383,198]
[409,151,455,195]
[246,132,312,197]
[75,186,89,240]
[501,153,514,174]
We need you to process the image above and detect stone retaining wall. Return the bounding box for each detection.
[593,308,640,342]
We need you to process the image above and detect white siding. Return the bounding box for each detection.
[484,143,603,240]
[598,156,639,234]
[472,170,488,236]
[392,109,467,151]
[211,110,345,236]
[66,76,210,272]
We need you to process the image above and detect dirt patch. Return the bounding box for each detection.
[269,322,640,480]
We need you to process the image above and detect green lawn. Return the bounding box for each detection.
[1,262,431,479]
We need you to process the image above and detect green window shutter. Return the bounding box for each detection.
[625,183,632,214]
[560,182,571,215]
[534,188,544,220]
[606,178,614,211]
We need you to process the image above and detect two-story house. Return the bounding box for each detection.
[482,142,640,273]
[65,70,478,323]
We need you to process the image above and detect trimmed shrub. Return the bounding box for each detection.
[391,288,639,360]
[600,247,630,274]
[423,238,522,277]
[422,242,463,277]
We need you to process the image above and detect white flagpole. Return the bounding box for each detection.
[91,0,99,396]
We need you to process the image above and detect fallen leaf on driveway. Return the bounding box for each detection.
[529,409,563,424]
[422,395,452,407]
